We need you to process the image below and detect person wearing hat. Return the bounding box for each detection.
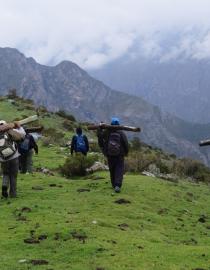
[0,120,25,198]
[97,117,129,193]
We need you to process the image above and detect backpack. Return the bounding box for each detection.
[19,134,31,154]
[76,135,87,153]
[107,132,121,156]
[0,132,16,160]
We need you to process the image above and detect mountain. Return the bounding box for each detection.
[90,56,210,124]
[0,47,210,164]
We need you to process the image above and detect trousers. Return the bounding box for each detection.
[107,156,124,188]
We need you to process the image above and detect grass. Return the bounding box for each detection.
[1,96,210,269]
[0,171,210,270]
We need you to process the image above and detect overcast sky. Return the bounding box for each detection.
[0,0,210,69]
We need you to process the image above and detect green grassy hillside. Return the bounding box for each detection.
[0,172,210,270]
[0,95,210,270]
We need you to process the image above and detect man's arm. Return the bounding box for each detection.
[31,135,38,154]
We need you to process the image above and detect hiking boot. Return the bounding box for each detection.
[2,186,8,198]
[114,186,121,193]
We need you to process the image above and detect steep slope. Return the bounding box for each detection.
[0,47,210,164]
[91,56,210,123]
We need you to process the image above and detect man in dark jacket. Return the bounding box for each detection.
[71,127,89,156]
[18,130,38,173]
[97,117,129,193]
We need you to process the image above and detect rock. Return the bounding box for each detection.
[118,223,129,230]
[86,162,109,173]
[141,171,156,177]
[148,164,160,175]
[37,167,54,176]
[157,173,179,183]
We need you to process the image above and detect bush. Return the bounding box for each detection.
[173,158,210,182]
[60,153,98,177]
[125,151,157,173]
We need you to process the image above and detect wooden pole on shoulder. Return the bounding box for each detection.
[87,123,141,132]
[199,139,210,147]
[0,115,38,132]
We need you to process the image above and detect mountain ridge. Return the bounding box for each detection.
[0,47,210,164]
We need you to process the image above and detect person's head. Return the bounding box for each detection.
[76,127,82,135]
[0,120,6,126]
[111,117,120,126]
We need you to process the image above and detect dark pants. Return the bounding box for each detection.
[1,157,19,197]
[107,156,124,188]
[19,150,33,173]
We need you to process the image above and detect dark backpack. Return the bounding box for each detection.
[107,132,121,156]
[76,135,87,153]
[0,132,16,160]
[19,135,31,154]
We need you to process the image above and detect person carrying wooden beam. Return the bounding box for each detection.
[96,117,129,193]
[0,120,26,198]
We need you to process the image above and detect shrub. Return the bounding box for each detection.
[60,153,98,177]
[125,152,157,173]
[155,159,171,174]
[173,158,210,182]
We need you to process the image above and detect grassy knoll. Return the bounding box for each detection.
[0,171,210,270]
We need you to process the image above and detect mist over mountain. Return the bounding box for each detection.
[0,47,210,164]
[90,30,210,124]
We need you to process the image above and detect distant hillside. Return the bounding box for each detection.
[0,47,210,164]
[91,56,210,124]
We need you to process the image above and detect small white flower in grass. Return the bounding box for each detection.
[92,220,97,224]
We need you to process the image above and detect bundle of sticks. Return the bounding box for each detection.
[87,123,141,132]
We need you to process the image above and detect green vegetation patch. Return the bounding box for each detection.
[0,173,210,270]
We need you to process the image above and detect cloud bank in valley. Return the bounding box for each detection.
[0,0,210,69]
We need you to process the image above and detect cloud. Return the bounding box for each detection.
[0,0,210,68]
